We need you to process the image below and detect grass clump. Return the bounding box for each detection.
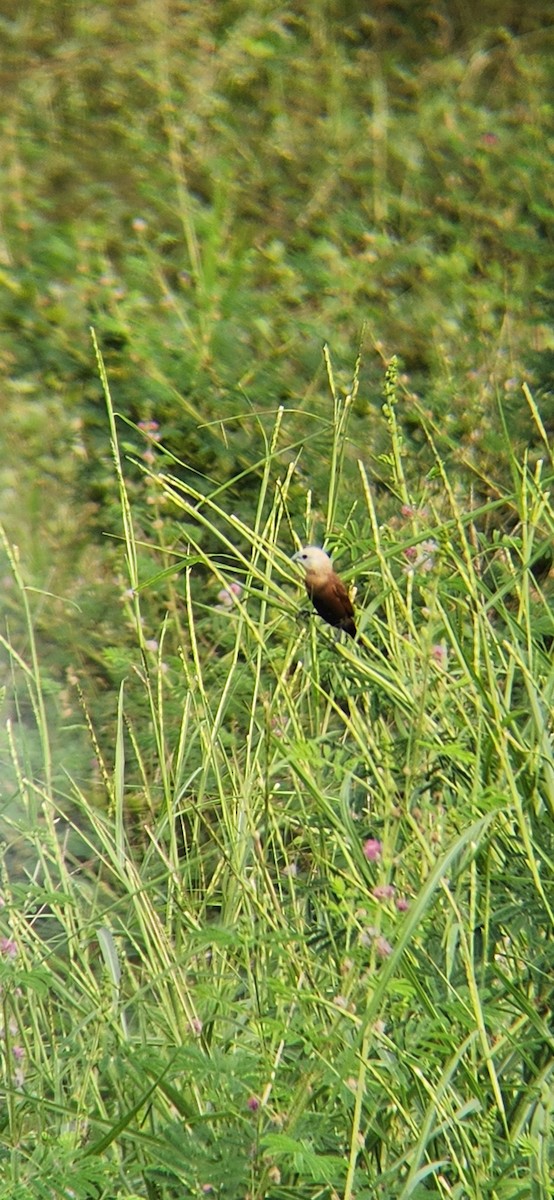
[0,350,552,1198]
[1,2,552,769]
[0,4,552,1195]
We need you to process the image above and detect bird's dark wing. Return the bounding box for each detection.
[308,574,356,636]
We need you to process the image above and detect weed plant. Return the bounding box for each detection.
[0,4,553,1196]
[1,3,552,763]
[0,347,552,1198]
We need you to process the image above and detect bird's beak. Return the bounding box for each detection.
[291,550,302,562]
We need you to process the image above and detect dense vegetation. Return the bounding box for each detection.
[0,3,552,1197]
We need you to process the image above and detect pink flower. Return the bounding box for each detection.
[247,1095,260,1111]
[396,896,409,912]
[401,504,428,519]
[216,581,243,608]
[137,419,160,440]
[402,540,438,576]
[372,884,395,902]
[360,926,393,957]
[0,938,17,959]
[420,540,438,572]
[431,644,447,667]
[363,838,382,862]
[375,936,393,959]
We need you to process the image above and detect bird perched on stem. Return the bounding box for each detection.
[292,545,356,637]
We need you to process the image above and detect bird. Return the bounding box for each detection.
[292,545,356,637]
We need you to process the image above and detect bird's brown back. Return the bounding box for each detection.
[307,574,356,637]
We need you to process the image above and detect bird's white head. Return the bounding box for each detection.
[292,545,333,580]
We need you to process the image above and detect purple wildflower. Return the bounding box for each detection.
[372,884,395,902]
[363,838,382,862]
